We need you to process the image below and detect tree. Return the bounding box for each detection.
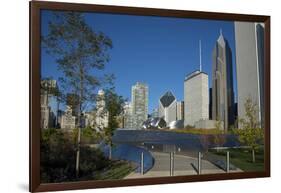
[235,97,264,163]
[42,11,113,177]
[71,126,102,145]
[41,129,110,183]
[103,88,125,159]
[212,133,226,152]
[199,134,211,154]
[215,118,223,131]
[212,119,226,152]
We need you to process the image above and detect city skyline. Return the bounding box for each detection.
[36,7,267,183]
[41,10,237,114]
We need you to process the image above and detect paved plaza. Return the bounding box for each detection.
[125,151,227,179]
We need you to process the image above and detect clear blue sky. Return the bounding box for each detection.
[41,10,237,114]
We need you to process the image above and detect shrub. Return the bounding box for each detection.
[41,128,110,183]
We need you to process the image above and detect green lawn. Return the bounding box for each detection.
[209,147,265,172]
[171,128,224,135]
[93,160,136,180]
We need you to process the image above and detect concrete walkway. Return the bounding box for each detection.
[125,151,226,179]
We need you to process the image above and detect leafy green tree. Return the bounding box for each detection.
[41,128,76,182]
[82,126,94,138]
[235,97,264,163]
[41,129,110,183]
[82,126,102,144]
[42,11,113,177]
[215,118,223,131]
[212,119,226,152]
[103,88,125,159]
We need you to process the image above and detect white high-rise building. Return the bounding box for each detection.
[184,71,209,126]
[95,89,109,130]
[184,41,209,127]
[235,22,265,128]
[159,91,177,124]
[123,102,134,128]
[176,101,184,120]
[131,82,149,129]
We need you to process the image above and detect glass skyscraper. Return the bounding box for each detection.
[212,31,235,130]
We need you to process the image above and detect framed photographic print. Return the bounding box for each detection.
[30,1,270,192]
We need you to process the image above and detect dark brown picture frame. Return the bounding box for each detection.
[30,1,270,192]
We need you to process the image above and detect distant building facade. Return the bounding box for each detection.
[194,119,223,130]
[159,91,177,124]
[60,105,76,130]
[212,31,235,130]
[131,82,149,129]
[176,101,184,120]
[184,71,209,126]
[83,112,96,128]
[235,22,265,128]
[66,93,79,117]
[95,89,109,130]
[123,102,134,128]
[40,79,57,129]
[151,108,159,118]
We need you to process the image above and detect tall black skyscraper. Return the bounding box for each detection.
[212,30,235,130]
[209,88,212,120]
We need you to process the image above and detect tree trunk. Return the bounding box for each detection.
[109,144,112,160]
[76,127,81,177]
[56,96,60,128]
[46,90,49,129]
[252,149,256,163]
[75,101,82,178]
[76,62,85,177]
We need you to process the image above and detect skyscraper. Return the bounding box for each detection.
[235,22,265,128]
[95,89,109,130]
[176,101,184,121]
[184,40,209,127]
[40,79,57,129]
[184,71,209,126]
[159,91,177,124]
[131,82,149,129]
[123,102,134,128]
[209,88,213,120]
[212,30,235,130]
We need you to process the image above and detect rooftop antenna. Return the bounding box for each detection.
[199,40,202,72]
